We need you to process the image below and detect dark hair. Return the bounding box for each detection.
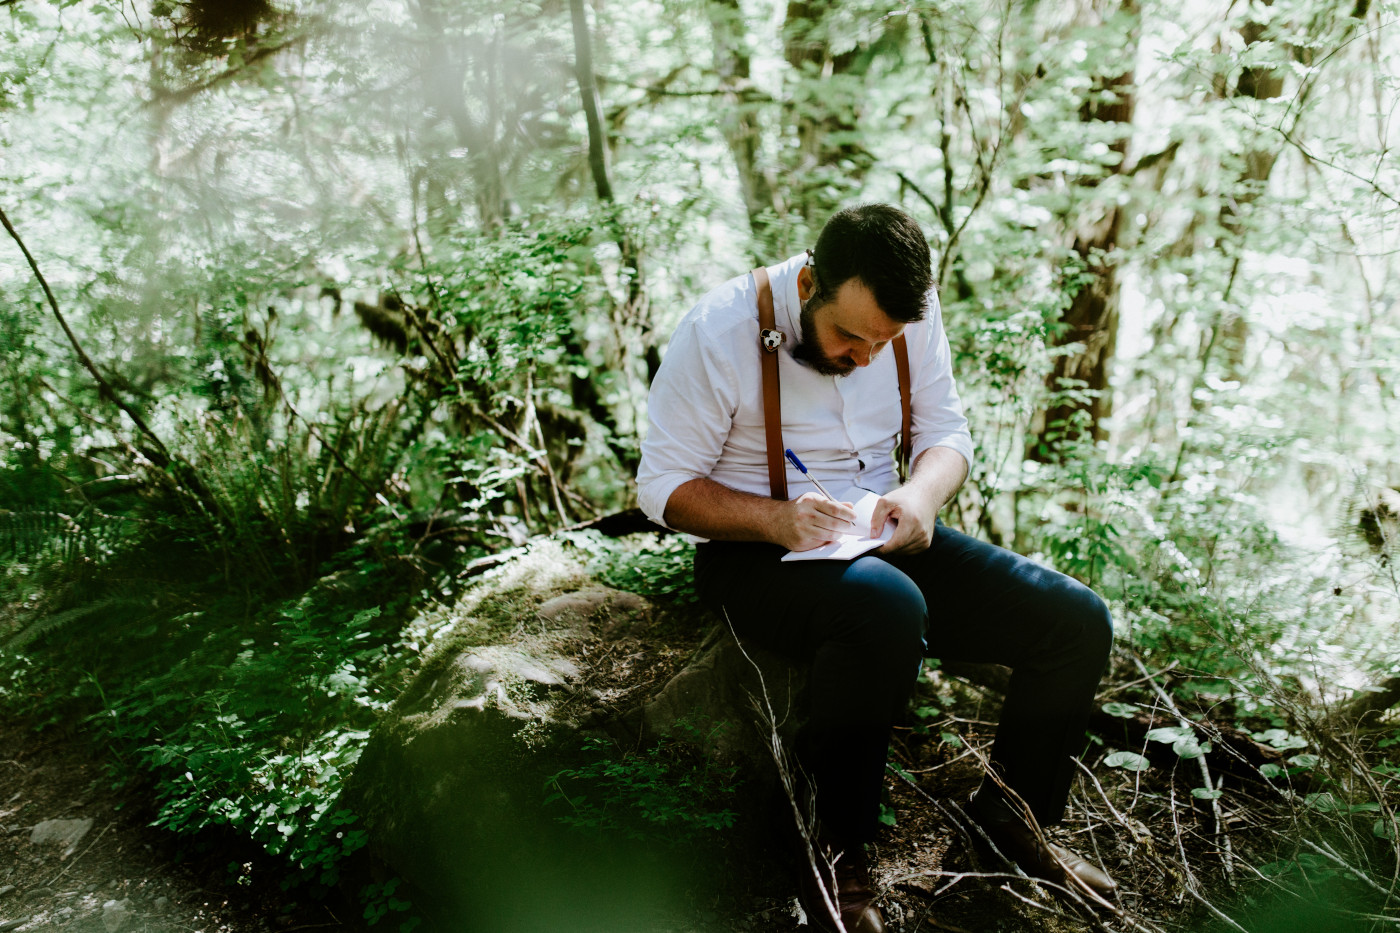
[810,204,932,323]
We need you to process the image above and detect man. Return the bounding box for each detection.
[636,204,1115,932]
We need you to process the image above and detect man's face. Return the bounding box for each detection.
[793,271,906,377]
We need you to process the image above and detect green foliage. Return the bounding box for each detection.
[1103,751,1150,772]
[566,531,699,604]
[96,596,408,888]
[360,878,420,930]
[0,528,432,892]
[544,722,740,843]
[3,0,1400,921]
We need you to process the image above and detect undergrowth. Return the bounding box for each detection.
[544,719,741,843]
[0,520,441,914]
[564,530,698,604]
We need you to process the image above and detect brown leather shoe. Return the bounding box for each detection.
[967,794,1118,902]
[797,839,887,933]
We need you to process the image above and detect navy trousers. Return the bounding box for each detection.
[694,521,1113,844]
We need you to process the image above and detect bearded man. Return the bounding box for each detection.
[636,203,1116,932]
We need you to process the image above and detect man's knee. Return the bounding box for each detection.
[1069,585,1114,666]
[830,558,928,657]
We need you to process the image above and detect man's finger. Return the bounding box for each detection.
[870,498,895,538]
[816,499,858,526]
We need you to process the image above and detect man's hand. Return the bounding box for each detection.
[871,447,969,556]
[779,492,858,552]
[871,483,938,555]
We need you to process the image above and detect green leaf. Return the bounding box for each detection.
[1104,751,1150,771]
[1374,819,1396,840]
[1304,793,1340,812]
[1191,787,1223,800]
[1260,763,1284,779]
[1101,701,1138,718]
[1287,753,1320,769]
[1253,729,1308,751]
[1172,736,1205,759]
[1146,725,1192,743]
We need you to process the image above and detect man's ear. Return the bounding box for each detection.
[797,265,814,301]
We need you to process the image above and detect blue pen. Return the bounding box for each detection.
[785,450,854,524]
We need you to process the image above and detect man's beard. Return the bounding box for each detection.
[792,295,856,377]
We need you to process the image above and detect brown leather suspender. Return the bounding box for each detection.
[753,266,789,501]
[751,266,913,501]
[893,333,912,481]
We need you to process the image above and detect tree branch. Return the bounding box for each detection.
[146,34,307,108]
[0,204,173,468]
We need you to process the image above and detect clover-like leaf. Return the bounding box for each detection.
[1253,728,1308,751]
[1173,736,1205,759]
[1104,751,1150,772]
[1146,725,1193,743]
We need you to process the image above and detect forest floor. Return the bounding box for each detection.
[0,716,350,933]
[0,702,1133,933]
[0,701,1383,933]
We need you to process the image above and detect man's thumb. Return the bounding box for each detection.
[870,499,894,537]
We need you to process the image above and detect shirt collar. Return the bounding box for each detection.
[770,253,809,350]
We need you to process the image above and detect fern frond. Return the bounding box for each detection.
[0,508,133,564]
[3,596,146,651]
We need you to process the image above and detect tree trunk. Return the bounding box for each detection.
[1031,3,1138,458]
[1332,675,1400,727]
[706,0,786,258]
[1215,4,1286,380]
[413,0,507,231]
[780,0,881,225]
[569,0,649,473]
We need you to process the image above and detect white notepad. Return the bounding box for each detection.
[780,491,895,562]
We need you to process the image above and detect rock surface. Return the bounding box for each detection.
[346,539,807,931]
[28,819,92,853]
[100,898,129,932]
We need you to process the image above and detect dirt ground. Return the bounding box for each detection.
[0,716,349,933]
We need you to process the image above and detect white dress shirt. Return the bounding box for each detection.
[636,253,975,531]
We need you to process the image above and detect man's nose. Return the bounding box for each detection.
[853,343,873,366]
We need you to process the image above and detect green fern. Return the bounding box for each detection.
[2,596,147,651]
[0,508,133,564]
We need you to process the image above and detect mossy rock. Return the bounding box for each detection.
[344,539,804,930]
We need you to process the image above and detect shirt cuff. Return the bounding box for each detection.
[910,435,974,480]
[637,472,697,531]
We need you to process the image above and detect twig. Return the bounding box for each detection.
[1167,783,1200,895]
[1299,837,1396,901]
[1133,654,1235,884]
[1181,882,1252,933]
[889,760,1170,933]
[961,742,1120,916]
[1096,660,1180,699]
[997,882,1081,923]
[885,868,1031,894]
[0,205,172,467]
[1071,757,1136,832]
[723,610,848,933]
